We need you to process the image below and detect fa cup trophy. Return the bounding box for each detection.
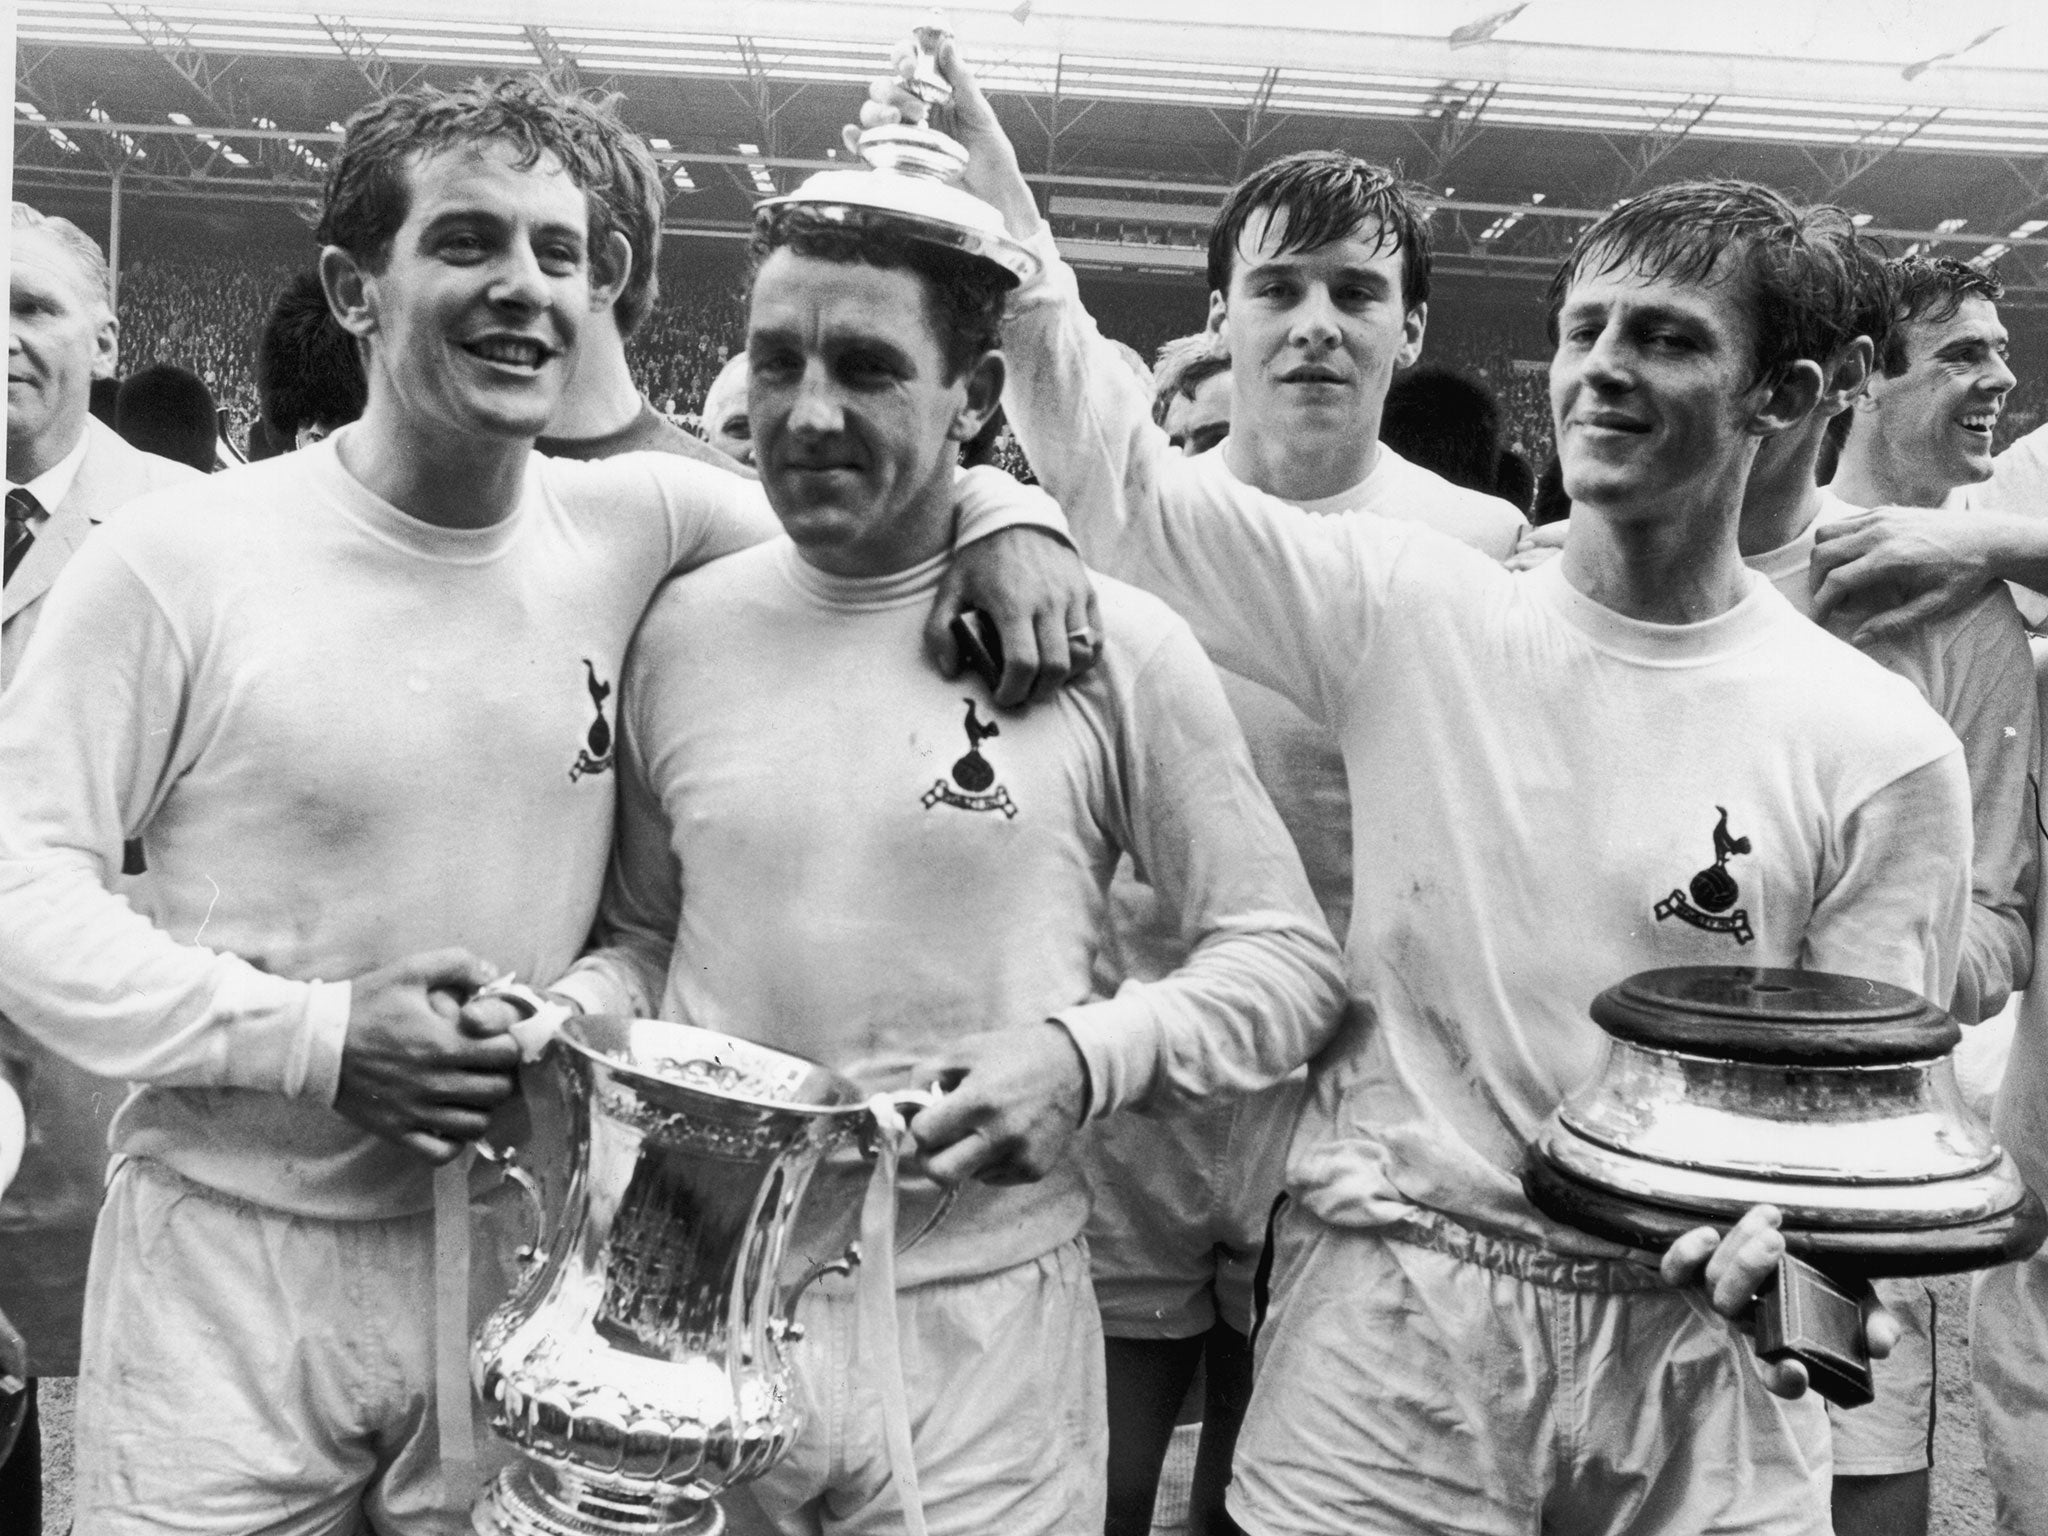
[1526,967,2045,1405]
[468,1012,943,1536]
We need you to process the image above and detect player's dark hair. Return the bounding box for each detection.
[317,76,617,277]
[257,270,367,436]
[749,203,1008,382]
[1207,151,1431,310]
[568,89,666,337]
[1380,365,1502,494]
[1876,256,2004,377]
[1546,181,1868,390]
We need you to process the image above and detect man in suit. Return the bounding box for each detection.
[1,199,198,1530]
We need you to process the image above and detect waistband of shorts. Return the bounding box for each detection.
[1383,1208,1669,1294]
[118,1154,433,1227]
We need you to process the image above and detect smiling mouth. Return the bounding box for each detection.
[1959,412,1999,435]
[462,336,553,371]
[1574,417,1651,435]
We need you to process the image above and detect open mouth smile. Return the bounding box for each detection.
[462,336,554,371]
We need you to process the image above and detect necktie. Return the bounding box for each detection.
[3,489,41,585]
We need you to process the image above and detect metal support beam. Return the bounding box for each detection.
[1595,93,1717,204]
[524,25,580,91]
[114,5,283,176]
[1203,66,1290,183]
[1403,81,1496,186]
[1792,107,1945,205]
[314,17,427,103]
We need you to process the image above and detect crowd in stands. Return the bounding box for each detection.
[99,249,2046,467]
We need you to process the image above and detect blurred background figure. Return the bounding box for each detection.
[253,270,366,455]
[697,351,753,466]
[1153,334,1232,457]
[115,364,219,473]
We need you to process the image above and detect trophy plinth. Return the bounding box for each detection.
[1526,966,2047,1278]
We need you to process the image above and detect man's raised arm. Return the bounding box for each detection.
[853,42,1384,726]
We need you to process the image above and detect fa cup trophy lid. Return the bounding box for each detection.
[754,21,1040,287]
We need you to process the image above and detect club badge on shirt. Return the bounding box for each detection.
[569,659,615,783]
[1654,806,1754,944]
[923,698,1017,818]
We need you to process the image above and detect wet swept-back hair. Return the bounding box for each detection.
[1876,256,2003,377]
[1546,180,1871,389]
[749,203,1008,383]
[1207,151,1432,310]
[316,76,618,278]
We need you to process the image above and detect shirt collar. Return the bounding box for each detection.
[9,424,91,518]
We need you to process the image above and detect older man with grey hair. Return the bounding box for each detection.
[1,198,197,1531]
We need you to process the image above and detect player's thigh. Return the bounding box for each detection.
[1973,1256,2048,1536]
[73,1160,376,1536]
[1228,1212,1545,1536]
[830,1241,1107,1536]
[1828,1278,1935,1477]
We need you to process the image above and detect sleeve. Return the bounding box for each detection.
[1935,595,2040,1023]
[1984,425,2048,521]
[549,630,681,1020]
[0,541,349,1099]
[950,463,1073,548]
[1052,617,1348,1114]
[1801,751,1972,1009]
[1000,228,1390,725]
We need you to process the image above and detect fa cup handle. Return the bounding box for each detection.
[778,1086,958,1338]
[474,1139,548,1270]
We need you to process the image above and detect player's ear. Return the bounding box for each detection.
[319,244,376,341]
[1751,357,1826,438]
[591,230,633,315]
[948,350,1006,442]
[1205,289,1228,347]
[1822,337,1874,417]
[1397,299,1428,370]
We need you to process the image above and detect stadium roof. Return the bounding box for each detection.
[18,0,2048,299]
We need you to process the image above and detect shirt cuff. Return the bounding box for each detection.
[1050,993,1158,1120]
[548,963,634,1020]
[300,977,351,1106]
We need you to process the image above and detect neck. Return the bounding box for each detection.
[8,419,86,485]
[340,398,530,530]
[1737,425,1827,557]
[1562,477,1751,625]
[1831,432,1951,511]
[1224,405,1380,502]
[544,320,645,441]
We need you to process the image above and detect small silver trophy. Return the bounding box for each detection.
[756,16,1038,286]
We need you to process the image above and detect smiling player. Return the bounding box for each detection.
[556,196,1345,1536]
[876,42,1968,1532]
[0,76,1085,1535]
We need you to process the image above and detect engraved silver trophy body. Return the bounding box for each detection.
[471,1015,926,1536]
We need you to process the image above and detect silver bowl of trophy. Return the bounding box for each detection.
[1525,966,2045,1277]
[470,1015,941,1536]
[752,21,1038,287]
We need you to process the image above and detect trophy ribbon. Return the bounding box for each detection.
[858,1093,932,1536]
[434,1150,480,1503]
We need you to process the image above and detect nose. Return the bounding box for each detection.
[787,362,843,437]
[1288,283,1342,351]
[487,240,550,314]
[1576,321,1633,393]
[1986,351,2018,397]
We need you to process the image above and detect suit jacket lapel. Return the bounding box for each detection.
[2,433,110,624]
